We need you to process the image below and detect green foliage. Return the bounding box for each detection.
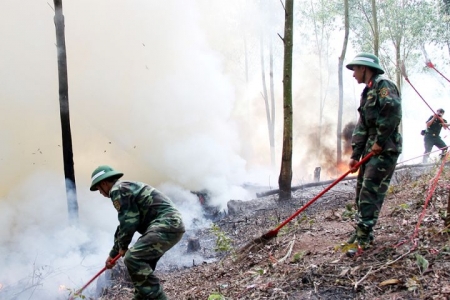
[249,267,265,276]
[210,223,233,254]
[342,203,356,220]
[278,224,290,236]
[334,242,357,253]
[405,276,421,292]
[415,253,429,274]
[208,292,226,300]
[390,203,410,216]
[387,185,395,195]
[291,251,306,263]
[67,288,86,299]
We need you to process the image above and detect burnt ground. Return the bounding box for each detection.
[98,163,450,300]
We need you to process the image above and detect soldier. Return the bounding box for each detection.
[423,108,449,163]
[345,53,402,256]
[90,165,185,300]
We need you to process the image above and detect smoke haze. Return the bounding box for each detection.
[2,1,450,299]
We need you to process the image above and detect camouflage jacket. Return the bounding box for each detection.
[425,115,447,136]
[109,181,185,257]
[351,74,402,161]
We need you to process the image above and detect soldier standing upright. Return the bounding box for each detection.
[344,53,402,256]
[90,165,185,300]
[423,108,449,163]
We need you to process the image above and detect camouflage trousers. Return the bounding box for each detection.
[355,152,399,236]
[124,231,184,300]
[423,135,447,163]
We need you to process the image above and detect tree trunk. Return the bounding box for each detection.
[337,0,350,165]
[269,38,276,169]
[53,0,78,224]
[371,0,379,55]
[278,0,294,200]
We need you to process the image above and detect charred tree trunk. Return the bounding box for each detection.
[278,0,294,200]
[53,0,78,224]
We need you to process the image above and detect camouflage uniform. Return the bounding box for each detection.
[423,114,447,163]
[109,181,185,300]
[350,74,402,246]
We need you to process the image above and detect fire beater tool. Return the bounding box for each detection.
[68,253,121,300]
[239,152,374,253]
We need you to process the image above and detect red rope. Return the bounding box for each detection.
[395,152,448,249]
[426,60,450,83]
[401,61,448,129]
[404,78,448,129]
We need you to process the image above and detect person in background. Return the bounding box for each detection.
[90,165,185,300]
[344,52,402,256]
[423,108,449,163]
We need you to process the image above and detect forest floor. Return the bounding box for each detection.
[98,162,450,300]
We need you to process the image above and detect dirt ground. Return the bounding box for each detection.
[99,164,450,300]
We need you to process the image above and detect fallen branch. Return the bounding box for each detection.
[276,235,296,265]
[353,249,412,289]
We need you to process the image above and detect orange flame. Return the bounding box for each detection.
[337,162,348,173]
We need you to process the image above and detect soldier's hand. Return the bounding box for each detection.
[119,248,128,257]
[349,159,359,173]
[105,256,116,269]
[371,143,382,155]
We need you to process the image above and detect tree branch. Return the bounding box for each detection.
[280,0,285,11]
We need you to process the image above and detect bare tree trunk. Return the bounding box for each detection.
[371,0,379,55]
[260,1,276,170]
[269,37,276,169]
[278,0,294,200]
[53,0,78,224]
[337,0,350,165]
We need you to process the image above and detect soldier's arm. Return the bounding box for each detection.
[110,187,140,251]
[108,226,121,258]
[351,118,368,161]
[426,115,434,128]
[375,80,401,148]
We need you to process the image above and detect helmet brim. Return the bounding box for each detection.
[90,171,123,191]
[346,62,384,74]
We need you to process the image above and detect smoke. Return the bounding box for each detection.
[342,122,356,155]
[3,0,448,298]
[0,1,282,298]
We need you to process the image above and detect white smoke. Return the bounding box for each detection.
[2,0,450,299]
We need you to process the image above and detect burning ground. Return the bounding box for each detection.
[84,163,450,300]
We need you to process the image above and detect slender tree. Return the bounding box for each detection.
[260,34,276,169]
[260,1,277,170]
[371,0,379,55]
[337,0,350,165]
[278,0,294,200]
[53,0,78,224]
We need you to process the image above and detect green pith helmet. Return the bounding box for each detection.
[90,165,123,191]
[346,52,384,74]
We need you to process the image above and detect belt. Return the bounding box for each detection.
[427,133,437,136]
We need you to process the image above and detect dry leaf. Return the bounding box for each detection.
[339,268,350,277]
[379,279,401,286]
